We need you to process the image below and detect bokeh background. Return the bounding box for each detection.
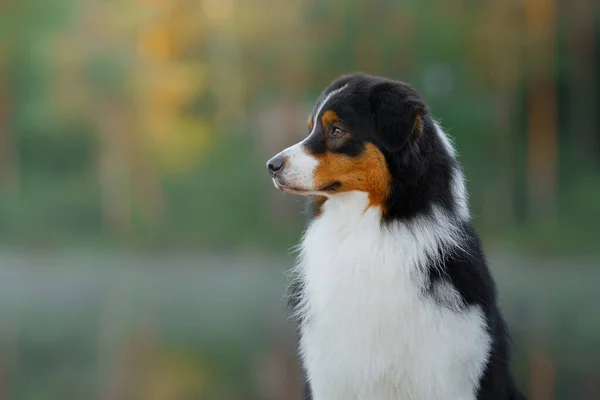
[0,0,599,399]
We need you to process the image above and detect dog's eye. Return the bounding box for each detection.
[330,127,346,138]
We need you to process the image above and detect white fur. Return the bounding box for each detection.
[434,121,457,159]
[434,122,470,221]
[272,139,320,192]
[294,192,491,400]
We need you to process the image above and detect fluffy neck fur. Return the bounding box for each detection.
[292,191,492,400]
[293,189,467,323]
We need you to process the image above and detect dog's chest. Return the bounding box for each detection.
[296,194,490,399]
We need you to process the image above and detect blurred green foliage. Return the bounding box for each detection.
[0,0,599,399]
[1,0,599,253]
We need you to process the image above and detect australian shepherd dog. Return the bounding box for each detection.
[266,73,526,400]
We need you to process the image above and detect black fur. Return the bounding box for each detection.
[369,81,426,152]
[426,222,525,399]
[288,73,526,400]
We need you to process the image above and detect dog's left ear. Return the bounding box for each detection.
[369,81,427,152]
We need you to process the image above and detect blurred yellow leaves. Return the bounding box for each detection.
[44,0,223,231]
[202,0,235,26]
[139,24,173,61]
[142,65,207,120]
[47,0,214,175]
[137,0,213,172]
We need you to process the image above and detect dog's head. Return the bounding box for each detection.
[266,73,455,218]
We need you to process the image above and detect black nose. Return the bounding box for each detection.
[267,155,285,177]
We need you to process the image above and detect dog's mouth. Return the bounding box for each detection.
[318,182,341,192]
[273,179,340,195]
[272,178,306,194]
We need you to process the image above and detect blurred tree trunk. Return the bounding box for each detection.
[354,0,382,74]
[0,65,20,195]
[528,346,556,400]
[471,0,525,226]
[0,358,4,400]
[132,147,165,223]
[255,338,303,400]
[203,5,244,126]
[564,0,598,171]
[79,0,137,238]
[97,100,134,237]
[488,96,519,225]
[524,0,559,222]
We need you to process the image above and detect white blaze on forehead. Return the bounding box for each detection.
[309,83,349,135]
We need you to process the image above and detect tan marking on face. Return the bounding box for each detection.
[313,143,391,210]
[308,115,314,132]
[414,114,423,136]
[321,110,338,128]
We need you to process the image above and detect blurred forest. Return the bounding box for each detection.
[1,0,599,252]
[0,0,599,399]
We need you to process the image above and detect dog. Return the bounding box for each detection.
[266,73,526,400]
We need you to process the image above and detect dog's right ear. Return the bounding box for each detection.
[369,81,427,153]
